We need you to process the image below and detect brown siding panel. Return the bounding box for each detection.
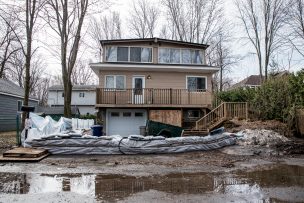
[149,110,182,127]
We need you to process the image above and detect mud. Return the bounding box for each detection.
[0,164,303,203]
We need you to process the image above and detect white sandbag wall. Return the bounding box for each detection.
[72,118,94,130]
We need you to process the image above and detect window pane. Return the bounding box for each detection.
[141,48,152,62]
[188,110,200,118]
[111,112,119,117]
[187,77,206,91]
[181,49,191,64]
[106,76,115,88]
[117,47,128,61]
[135,112,143,117]
[17,101,22,111]
[106,46,117,62]
[187,77,196,91]
[123,112,131,117]
[170,48,180,63]
[197,77,206,90]
[191,50,203,64]
[130,47,141,62]
[159,48,170,63]
[116,76,125,89]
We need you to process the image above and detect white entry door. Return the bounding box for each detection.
[132,76,145,104]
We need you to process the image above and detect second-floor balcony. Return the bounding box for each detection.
[96,88,213,108]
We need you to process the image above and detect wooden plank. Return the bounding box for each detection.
[0,153,49,162]
[149,110,182,127]
[3,147,48,158]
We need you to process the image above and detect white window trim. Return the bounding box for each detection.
[186,75,207,91]
[105,46,153,63]
[104,75,126,90]
[158,47,204,65]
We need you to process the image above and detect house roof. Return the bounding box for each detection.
[36,106,80,115]
[48,85,98,91]
[100,38,209,49]
[0,78,38,100]
[231,75,264,89]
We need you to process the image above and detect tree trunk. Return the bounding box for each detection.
[22,52,31,128]
[219,66,223,91]
[62,70,72,117]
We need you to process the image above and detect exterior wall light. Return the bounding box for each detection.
[147,75,152,79]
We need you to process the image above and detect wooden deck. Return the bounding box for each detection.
[96,88,213,108]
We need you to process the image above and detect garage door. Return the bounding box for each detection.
[107,109,147,136]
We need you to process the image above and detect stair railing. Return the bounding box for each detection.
[195,102,248,131]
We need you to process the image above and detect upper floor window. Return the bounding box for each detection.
[159,48,204,64]
[187,76,206,91]
[79,92,85,97]
[105,75,126,89]
[106,46,152,63]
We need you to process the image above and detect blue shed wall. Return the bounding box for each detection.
[0,94,38,132]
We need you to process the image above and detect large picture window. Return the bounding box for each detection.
[159,48,204,64]
[187,76,206,91]
[105,75,126,89]
[106,46,152,63]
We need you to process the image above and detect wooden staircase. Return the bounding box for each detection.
[182,102,248,136]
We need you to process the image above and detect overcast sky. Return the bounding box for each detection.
[40,0,303,83]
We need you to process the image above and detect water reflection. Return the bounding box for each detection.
[0,164,303,202]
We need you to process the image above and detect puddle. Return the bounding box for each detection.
[0,164,303,202]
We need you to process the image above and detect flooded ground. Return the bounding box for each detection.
[0,164,303,203]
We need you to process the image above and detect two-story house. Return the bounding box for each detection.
[48,85,97,115]
[90,38,219,136]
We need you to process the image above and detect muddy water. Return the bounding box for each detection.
[0,164,303,203]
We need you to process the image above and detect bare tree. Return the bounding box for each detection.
[204,21,241,92]
[71,59,97,85]
[129,0,159,38]
[235,0,290,81]
[0,0,45,126]
[287,0,304,58]
[8,51,45,95]
[0,12,21,78]
[44,0,90,117]
[162,0,223,43]
[34,77,50,106]
[89,11,122,60]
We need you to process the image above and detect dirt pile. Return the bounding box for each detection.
[276,140,304,154]
[226,119,290,136]
[237,129,289,147]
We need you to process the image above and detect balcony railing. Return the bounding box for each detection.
[96,88,213,107]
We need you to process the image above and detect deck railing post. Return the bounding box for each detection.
[246,102,248,120]
[224,102,227,119]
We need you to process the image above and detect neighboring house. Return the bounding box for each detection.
[90,38,219,136]
[47,85,97,115]
[0,79,39,132]
[36,106,80,121]
[230,75,264,89]
[230,72,289,90]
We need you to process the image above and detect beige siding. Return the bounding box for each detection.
[98,70,213,92]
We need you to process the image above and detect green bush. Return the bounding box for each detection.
[216,69,304,123]
[216,87,256,102]
[79,114,96,119]
[253,77,291,121]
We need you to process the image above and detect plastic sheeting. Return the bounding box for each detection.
[24,134,237,155]
[23,113,94,142]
